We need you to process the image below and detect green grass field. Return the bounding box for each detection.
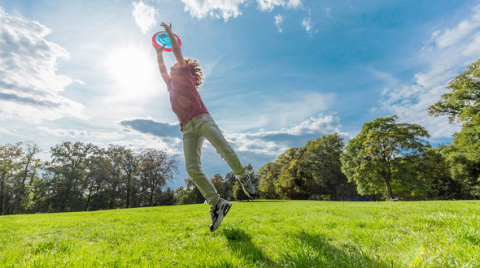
[1,200,479,267]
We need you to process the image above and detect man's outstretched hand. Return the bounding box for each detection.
[153,43,166,54]
[161,22,172,33]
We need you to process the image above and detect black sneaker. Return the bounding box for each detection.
[209,198,232,232]
[237,174,257,198]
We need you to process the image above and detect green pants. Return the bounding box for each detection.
[182,113,247,205]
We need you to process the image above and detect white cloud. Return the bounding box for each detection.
[379,4,480,138]
[275,14,283,32]
[257,0,301,12]
[286,0,302,9]
[37,126,90,138]
[279,114,343,135]
[180,0,246,21]
[180,0,301,21]
[37,126,182,155]
[132,1,157,34]
[431,5,480,50]
[216,91,335,133]
[0,9,85,124]
[225,114,345,156]
[302,9,312,32]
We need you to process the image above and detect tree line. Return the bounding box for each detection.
[0,140,257,215]
[1,59,478,215]
[258,58,479,201]
[0,142,178,215]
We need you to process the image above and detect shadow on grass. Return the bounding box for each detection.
[281,231,390,268]
[223,228,275,267]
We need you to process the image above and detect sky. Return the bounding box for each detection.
[1,0,480,189]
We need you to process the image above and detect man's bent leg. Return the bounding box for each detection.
[199,115,247,178]
[183,129,220,205]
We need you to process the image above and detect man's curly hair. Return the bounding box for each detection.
[185,57,203,89]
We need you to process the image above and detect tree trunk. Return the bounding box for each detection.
[84,184,94,211]
[126,173,131,208]
[149,179,155,207]
[385,179,394,201]
[0,177,4,216]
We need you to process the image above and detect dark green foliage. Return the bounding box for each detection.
[257,162,281,199]
[429,58,480,199]
[258,133,357,201]
[341,116,431,200]
[211,173,235,201]
[175,178,205,205]
[0,141,178,215]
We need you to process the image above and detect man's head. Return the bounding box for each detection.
[172,58,203,89]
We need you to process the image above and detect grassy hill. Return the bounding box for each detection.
[1,200,479,267]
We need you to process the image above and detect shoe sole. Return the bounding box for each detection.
[210,202,232,232]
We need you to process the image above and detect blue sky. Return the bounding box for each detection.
[1,0,480,189]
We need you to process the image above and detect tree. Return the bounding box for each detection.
[420,147,461,200]
[176,178,204,204]
[11,142,41,214]
[440,142,479,198]
[84,148,113,211]
[428,59,480,124]
[47,142,97,212]
[275,147,310,199]
[256,135,356,201]
[341,116,430,200]
[429,58,480,198]
[386,148,454,200]
[210,173,234,201]
[0,143,22,215]
[107,147,139,209]
[257,162,281,199]
[138,149,177,207]
[157,187,176,205]
[300,134,356,201]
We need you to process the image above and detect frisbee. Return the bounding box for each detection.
[152,31,181,52]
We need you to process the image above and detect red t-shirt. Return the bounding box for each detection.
[167,65,209,129]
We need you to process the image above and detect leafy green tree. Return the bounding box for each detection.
[341,116,430,200]
[157,187,176,205]
[422,147,461,199]
[440,142,479,198]
[429,59,480,198]
[84,148,113,211]
[257,135,355,201]
[257,162,281,199]
[0,143,22,215]
[232,180,249,200]
[47,142,97,212]
[176,178,204,205]
[15,142,42,213]
[301,133,356,201]
[428,59,480,123]
[0,142,41,214]
[138,149,177,207]
[275,147,310,199]
[107,147,139,209]
[211,173,235,201]
[386,149,451,201]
